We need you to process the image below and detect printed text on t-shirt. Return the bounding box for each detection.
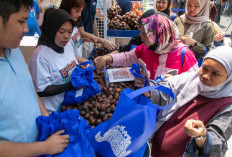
[59,60,76,82]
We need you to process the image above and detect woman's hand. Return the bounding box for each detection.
[77,57,90,69]
[134,77,146,88]
[79,64,91,69]
[44,130,70,155]
[182,35,196,46]
[88,35,98,43]
[94,56,106,69]
[134,78,151,97]
[76,57,88,64]
[184,119,207,149]
[134,69,151,87]
[97,43,102,48]
[164,74,174,79]
[94,55,113,69]
[111,50,119,54]
[134,69,152,97]
[134,68,151,98]
[214,32,225,43]
[102,40,116,50]
[184,119,206,137]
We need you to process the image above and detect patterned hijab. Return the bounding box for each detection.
[180,0,211,34]
[141,13,179,54]
[155,46,232,131]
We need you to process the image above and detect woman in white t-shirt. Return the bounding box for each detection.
[60,0,86,57]
[29,8,86,113]
[60,0,116,59]
[59,0,85,58]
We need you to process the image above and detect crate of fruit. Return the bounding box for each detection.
[107,2,141,37]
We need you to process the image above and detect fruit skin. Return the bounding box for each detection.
[62,48,136,127]
[107,3,140,30]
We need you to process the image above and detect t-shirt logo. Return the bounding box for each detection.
[59,60,77,82]
[29,7,35,17]
[72,31,82,48]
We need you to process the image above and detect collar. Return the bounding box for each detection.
[0,48,11,61]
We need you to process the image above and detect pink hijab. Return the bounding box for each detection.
[180,0,211,34]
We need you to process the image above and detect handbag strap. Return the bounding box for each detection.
[181,47,187,66]
[127,85,175,110]
[129,63,149,87]
[196,46,208,67]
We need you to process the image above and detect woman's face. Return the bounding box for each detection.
[199,58,228,87]
[186,0,201,17]
[140,25,152,48]
[55,21,73,47]
[70,7,83,22]
[156,0,168,12]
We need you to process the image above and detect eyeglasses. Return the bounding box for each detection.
[156,1,168,5]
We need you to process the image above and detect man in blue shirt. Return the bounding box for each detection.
[0,0,69,156]
[77,0,116,58]
[117,0,132,15]
[80,0,97,34]
[25,0,41,36]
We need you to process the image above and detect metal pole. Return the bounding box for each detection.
[225,17,232,32]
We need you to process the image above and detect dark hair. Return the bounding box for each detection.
[0,0,33,24]
[210,4,217,22]
[137,9,168,25]
[60,0,86,14]
[38,8,74,53]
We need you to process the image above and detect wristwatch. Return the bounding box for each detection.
[190,41,197,48]
[193,41,197,47]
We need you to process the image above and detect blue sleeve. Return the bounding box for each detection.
[214,40,224,47]
[121,2,132,15]
[96,0,103,8]
[77,20,84,28]
[183,131,212,157]
[34,1,40,15]
[171,13,177,21]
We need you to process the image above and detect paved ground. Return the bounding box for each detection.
[218,14,232,35]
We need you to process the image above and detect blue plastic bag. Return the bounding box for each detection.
[87,85,175,157]
[64,60,101,105]
[196,47,208,67]
[36,109,95,157]
[129,63,149,87]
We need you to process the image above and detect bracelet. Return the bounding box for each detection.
[195,135,206,140]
